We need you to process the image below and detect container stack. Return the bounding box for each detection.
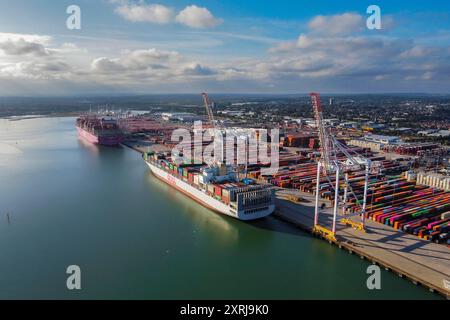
[358,181,450,244]
[417,172,450,191]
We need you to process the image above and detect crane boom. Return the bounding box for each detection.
[310,93,332,172]
[202,92,215,129]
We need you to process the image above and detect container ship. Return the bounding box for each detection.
[143,152,275,220]
[76,113,124,146]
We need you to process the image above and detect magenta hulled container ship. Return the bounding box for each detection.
[76,114,124,146]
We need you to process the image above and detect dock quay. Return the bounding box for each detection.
[121,141,172,154]
[274,189,450,299]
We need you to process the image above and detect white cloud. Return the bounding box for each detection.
[124,48,181,66]
[112,2,223,29]
[0,32,51,44]
[308,13,364,35]
[0,33,79,81]
[181,63,216,76]
[91,48,181,74]
[89,48,216,84]
[400,46,433,58]
[1,12,450,94]
[0,33,53,57]
[422,71,433,80]
[91,57,126,73]
[263,29,450,86]
[176,5,223,29]
[0,39,51,56]
[115,3,174,24]
[0,61,71,80]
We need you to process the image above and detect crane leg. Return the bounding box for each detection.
[332,166,340,234]
[314,161,321,226]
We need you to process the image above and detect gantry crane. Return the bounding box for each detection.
[201,92,223,167]
[202,92,216,130]
[201,93,249,176]
[310,93,374,241]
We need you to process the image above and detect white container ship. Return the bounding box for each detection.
[143,152,275,220]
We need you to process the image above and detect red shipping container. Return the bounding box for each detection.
[214,185,223,196]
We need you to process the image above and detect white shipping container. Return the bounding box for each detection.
[441,212,450,220]
[417,174,423,185]
[444,179,450,191]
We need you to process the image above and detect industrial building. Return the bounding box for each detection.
[161,112,204,122]
[349,134,401,151]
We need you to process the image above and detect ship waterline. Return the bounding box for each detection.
[145,161,275,220]
[76,126,123,146]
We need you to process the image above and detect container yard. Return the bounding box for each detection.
[417,172,450,191]
[347,174,450,245]
[382,143,446,157]
[242,152,449,248]
[271,93,449,298]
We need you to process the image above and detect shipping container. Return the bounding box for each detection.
[214,185,223,197]
[193,174,200,186]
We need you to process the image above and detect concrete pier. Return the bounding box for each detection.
[274,189,450,299]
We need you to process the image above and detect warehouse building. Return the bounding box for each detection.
[349,134,401,151]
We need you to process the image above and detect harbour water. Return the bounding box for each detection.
[0,117,439,299]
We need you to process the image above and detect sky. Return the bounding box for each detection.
[0,0,449,96]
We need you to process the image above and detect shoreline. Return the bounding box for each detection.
[0,113,78,121]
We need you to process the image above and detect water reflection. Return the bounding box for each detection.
[0,142,22,155]
[145,172,240,244]
[77,138,100,156]
[0,117,77,151]
[0,120,22,168]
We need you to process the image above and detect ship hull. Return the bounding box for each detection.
[76,126,123,146]
[146,161,274,220]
